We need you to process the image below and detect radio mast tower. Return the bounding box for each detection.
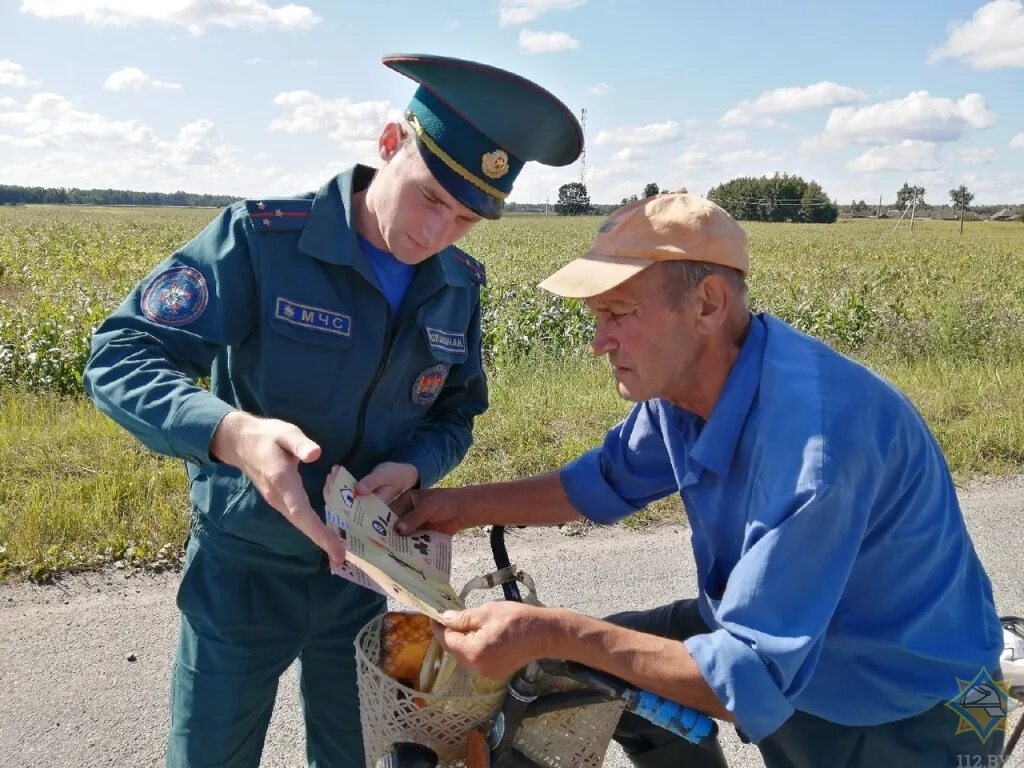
[579,107,587,186]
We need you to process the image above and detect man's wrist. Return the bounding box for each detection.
[210,409,246,466]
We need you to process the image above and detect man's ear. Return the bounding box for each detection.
[695,275,730,333]
[378,122,406,163]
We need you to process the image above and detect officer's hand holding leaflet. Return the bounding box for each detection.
[211,410,347,569]
[355,461,420,505]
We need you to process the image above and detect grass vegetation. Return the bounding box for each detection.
[1,205,1022,579]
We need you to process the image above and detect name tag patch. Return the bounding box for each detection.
[274,296,351,337]
[411,363,449,406]
[425,326,466,355]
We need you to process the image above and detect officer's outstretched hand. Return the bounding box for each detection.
[210,411,346,569]
[355,462,419,505]
[392,487,467,536]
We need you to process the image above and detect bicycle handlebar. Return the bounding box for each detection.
[489,526,718,750]
[537,660,717,747]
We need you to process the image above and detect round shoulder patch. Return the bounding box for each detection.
[411,363,450,406]
[141,266,209,326]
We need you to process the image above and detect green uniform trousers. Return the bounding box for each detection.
[166,539,385,768]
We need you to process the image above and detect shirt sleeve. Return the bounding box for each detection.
[83,205,258,464]
[685,479,869,742]
[559,400,679,524]
[387,298,488,489]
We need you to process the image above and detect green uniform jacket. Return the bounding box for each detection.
[84,166,488,572]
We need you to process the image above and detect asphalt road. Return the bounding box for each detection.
[2,476,1022,767]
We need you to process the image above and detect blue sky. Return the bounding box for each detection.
[1,0,1023,204]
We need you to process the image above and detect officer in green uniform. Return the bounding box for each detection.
[83,54,582,768]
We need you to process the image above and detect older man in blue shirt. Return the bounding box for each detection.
[394,193,1005,767]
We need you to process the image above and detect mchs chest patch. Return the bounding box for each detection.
[274,296,352,337]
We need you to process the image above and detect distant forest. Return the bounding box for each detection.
[0,184,240,208]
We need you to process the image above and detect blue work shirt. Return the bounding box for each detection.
[358,233,415,315]
[561,313,1002,742]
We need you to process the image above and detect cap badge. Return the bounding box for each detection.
[481,149,510,179]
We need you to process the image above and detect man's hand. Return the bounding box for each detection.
[433,601,557,681]
[210,411,346,569]
[391,487,467,536]
[355,462,419,505]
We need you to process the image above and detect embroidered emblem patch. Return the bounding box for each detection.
[425,327,467,355]
[411,363,449,406]
[274,296,351,337]
[481,149,509,179]
[141,266,208,326]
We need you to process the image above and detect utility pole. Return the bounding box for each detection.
[891,202,911,235]
[877,194,882,218]
[578,107,587,187]
[909,199,917,234]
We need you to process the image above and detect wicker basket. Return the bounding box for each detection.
[355,614,623,767]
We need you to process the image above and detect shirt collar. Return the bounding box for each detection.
[297,165,467,289]
[687,313,767,479]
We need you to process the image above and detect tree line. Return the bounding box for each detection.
[556,173,839,222]
[0,184,239,208]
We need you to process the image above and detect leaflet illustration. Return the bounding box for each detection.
[323,465,463,622]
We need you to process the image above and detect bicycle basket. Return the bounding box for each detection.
[355,614,624,767]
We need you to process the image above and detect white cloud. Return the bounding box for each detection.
[715,130,748,145]
[0,92,156,146]
[611,147,643,162]
[721,81,867,125]
[677,150,715,171]
[1012,133,1024,148]
[719,149,779,164]
[20,0,321,35]
[104,66,182,91]
[518,28,580,52]
[499,0,584,27]
[595,120,680,147]
[929,0,1024,70]
[0,60,29,87]
[676,147,781,171]
[847,140,941,173]
[445,19,461,29]
[269,91,396,154]
[957,146,999,164]
[244,57,264,65]
[0,89,333,196]
[824,91,995,145]
[587,82,613,96]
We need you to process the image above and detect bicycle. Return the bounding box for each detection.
[357,525,718,768]
[356,526,1024,767]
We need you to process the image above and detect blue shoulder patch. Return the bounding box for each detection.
[448,249,487,286]
[245,198,314,231]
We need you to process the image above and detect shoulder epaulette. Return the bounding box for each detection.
[449,249,487,286]
[245,198,313,231]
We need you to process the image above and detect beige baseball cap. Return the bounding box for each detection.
[538,192,749,298]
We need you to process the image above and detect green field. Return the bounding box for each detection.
[2,205,1023,579]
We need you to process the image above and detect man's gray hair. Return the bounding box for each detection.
[657,260,748,310]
